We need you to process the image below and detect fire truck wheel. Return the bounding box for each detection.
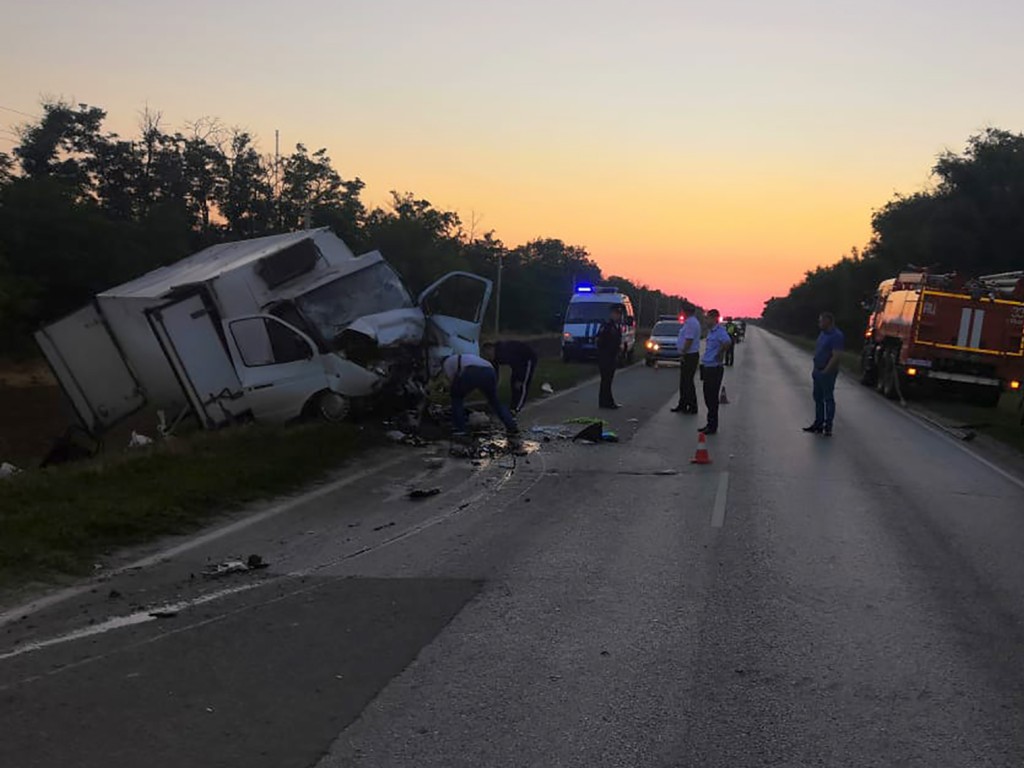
[881,354,900,400]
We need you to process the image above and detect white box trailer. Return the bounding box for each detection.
[35,229,492,434]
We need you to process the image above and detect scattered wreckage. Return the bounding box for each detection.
[35,228,492,437]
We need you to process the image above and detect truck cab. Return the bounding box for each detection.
[560,285,636,364]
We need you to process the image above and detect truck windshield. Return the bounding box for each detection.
[565,302,619,323]
[295,262,413,341]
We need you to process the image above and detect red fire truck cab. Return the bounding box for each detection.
[860,270,1024,406]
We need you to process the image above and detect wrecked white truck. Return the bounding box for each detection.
[35,228,491,434]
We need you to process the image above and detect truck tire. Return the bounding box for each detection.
[972,386,1002,408]
[859,350,877,387]
[879,353,899,400]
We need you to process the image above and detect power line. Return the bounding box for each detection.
[0,105,39,119]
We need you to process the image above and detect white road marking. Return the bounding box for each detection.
[0,581,265,663]
[0,454,407,630]
[711,471,730,528]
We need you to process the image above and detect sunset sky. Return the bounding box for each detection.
[3,0,1024,316]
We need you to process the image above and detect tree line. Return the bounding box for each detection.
[762,128,1024,338]
[0,101,690,355]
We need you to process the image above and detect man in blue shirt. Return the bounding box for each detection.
[804,312,844,437]
[671,303,701,414]
[699,309,732,435]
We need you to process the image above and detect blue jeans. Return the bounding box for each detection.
[451,366,518,433]
[812,370,838,428]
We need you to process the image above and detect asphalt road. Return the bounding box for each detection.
[3,327,1024,767]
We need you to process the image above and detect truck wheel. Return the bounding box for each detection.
[881,355,899,400]
[313,391,350,423]
[973,387,1002,408]
[859,351,877,387]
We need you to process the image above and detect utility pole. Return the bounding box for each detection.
[494,250,503,336]
[274,129,281,229]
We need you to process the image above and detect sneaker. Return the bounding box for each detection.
[802,424,823,434]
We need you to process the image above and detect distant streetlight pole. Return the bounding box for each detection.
[494,251,503,336]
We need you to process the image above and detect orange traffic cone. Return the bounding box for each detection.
[690,431,712,464]
[719,386,730,404]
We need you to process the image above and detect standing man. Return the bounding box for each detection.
[482,340,538,415]
[699,309,732,435]
[803,312,844,437]
[671,303,701,414]
[724,319,738,366]
[596,305,623,410]
[440,352,519,439]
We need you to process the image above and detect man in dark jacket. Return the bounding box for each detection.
[596,305,623,409]
[482,340,538,414]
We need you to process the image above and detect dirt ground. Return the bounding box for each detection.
[0,359,165,468]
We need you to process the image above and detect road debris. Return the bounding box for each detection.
[573,422,604,442]
[149,608,179,619]
[529,425,574,439]
[0,462,22,478]
[386,430,407,442]
[203,554,269,579]
[467,411,491,429]
[541,382,555,395]
[373,522,396,532]
[127,431,154,448]
[423,456,445,469]
[408,487,441,500]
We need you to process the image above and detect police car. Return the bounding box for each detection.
[561,284,636,364]
[644,315,684,366]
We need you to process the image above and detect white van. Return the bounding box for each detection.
[36,229,491,433]
[560,285,636,364]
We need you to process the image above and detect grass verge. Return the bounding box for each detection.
[497,357,597,406]
[0,422,363,588]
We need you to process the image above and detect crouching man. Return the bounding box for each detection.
[441,352,520,441]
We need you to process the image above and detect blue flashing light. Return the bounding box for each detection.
[575,284,594,293]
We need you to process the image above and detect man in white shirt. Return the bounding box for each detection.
[440,352,519,437]
[671,303,701,415]
[699,309,732,435]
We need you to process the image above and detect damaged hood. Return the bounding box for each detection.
[346,308,426,347]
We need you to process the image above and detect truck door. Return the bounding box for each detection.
[35,303,145,434]
[147,294,244,429]
[222,315,330,424]
[417,272,493,362]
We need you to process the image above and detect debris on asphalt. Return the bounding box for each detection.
[149,608,178,619]
[627,418,639,423]
[529,425,574,439]
[127,431,154,448]
[423,456,445,469]
[246,554,269,570]
[541,382,555,395]
[573,422,604,442]
[565,417,607,426]
[0,462,22,478]
[386,430,407,442]
[373,521,396,531]
[203,555,269,579]
[108,589,123,600]
[408,487,441,500]
[601,431,619,442]
[467,411,491,429]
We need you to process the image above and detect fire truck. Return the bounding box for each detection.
[860,270,1024,406]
